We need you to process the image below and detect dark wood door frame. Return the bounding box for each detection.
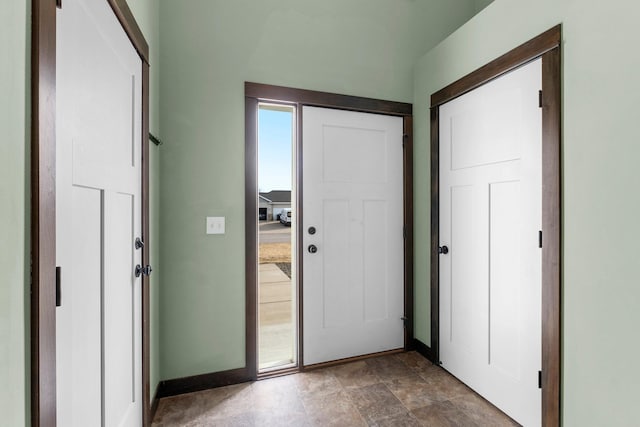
[429,25,562,427]
[31,0,152,425]
[245,82,414,377]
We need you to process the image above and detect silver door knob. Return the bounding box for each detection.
[308,245,318,254]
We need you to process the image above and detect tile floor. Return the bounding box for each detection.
[153,352,519,426]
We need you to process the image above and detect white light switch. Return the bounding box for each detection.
[206,217,225,235]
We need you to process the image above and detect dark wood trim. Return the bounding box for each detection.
[105,0,150,64]
[31,0,57,425]
[156,368,251,398]
[32,0,151,425]
[429,25,562,427]
[411,339,434,364]
[302,349,404,371]
[150,387,160,423]
[245,82,412,116]
[429,107,440,365]
[244,97,259,380]
[245,83,414,376]
[296,105,305,371]
[141,62,152,427]
[403,116,415,350]
[541,47,562,427]
[246,98,299,380]
[430,25,561,107]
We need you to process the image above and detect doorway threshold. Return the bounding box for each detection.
[257,364,299,380]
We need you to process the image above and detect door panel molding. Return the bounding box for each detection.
[430,25,561,427]
[31,0,151,425]
[245,83,413,377]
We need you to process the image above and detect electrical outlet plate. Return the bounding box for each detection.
[206,216,225,235]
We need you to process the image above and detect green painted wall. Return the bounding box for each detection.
[474,0,494,13]
[126,0,162,400]
[157,0,480,379]
[0,0,30,425]
[413,0,640,425]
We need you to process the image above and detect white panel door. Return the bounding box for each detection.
[303,106,404,366]
[439,59,542,426]
[56,0,142,425]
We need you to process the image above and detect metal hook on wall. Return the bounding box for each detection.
[149,133,163,146]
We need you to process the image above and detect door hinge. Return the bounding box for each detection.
[56,266,62,307]
[538,90,543,108]
[538,370,542,389]
[538,230,543,248]
[403,226,407,239]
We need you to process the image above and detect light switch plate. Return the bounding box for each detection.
[206,217,225,235]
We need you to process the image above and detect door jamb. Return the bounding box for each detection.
[31,0,151,425]
[245,82,414,376]
[429,25,562,427]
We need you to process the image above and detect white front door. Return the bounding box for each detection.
[56,0,143,425]
[439,59,542,426]
[302,106,404,366]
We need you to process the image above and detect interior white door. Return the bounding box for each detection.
[439,59,542,426]
[56,0,142,425]
[302,106,404,366]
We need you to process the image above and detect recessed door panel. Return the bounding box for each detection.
[450,184,475,348]
[321,199,350,329]
[450,87,524,170]
[363,200,389,323]
[56,186,102,427]
[322,126,387,183]
[489,181,523,380]
[104,191,139,426]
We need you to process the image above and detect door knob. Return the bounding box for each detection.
[135,237,144,250]
[135,264,153,278]
[308,245,318,254]
[308,226,316,235]
[438,246,449,255]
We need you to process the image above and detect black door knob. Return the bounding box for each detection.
[308,245,318,254]
[135,237,144,250]
[438,246,449,255]
[135,264,153,278]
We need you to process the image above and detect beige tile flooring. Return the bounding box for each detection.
[153,352,519,427]
[259,263,295,369]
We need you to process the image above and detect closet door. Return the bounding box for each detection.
[439,59,542,426]
[56,0,143,424]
